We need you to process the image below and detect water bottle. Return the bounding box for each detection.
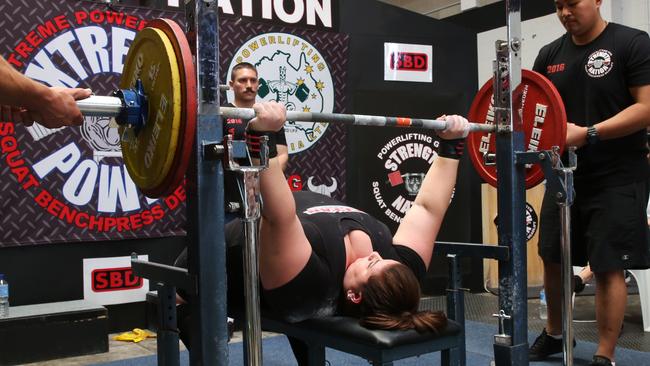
[0,274,8,318]
[539,288,547,320]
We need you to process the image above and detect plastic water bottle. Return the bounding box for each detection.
[0,274,8,318]
[539,289,547,320]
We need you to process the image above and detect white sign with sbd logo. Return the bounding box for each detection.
[384,42,433,83]
[83,255,149,305]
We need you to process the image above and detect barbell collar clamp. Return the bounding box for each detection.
[114,79,148,133]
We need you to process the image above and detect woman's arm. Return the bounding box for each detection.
[246,102,312,290]
[392,115,469,269]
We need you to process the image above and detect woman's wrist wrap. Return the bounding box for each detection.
[437,138,465,160]
[245,130,278,159]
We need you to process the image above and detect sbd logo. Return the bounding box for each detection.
[390,52,428,71]
[92,267,143,292]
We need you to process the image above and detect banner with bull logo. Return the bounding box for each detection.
[0,1,349,247]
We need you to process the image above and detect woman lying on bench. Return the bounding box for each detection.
[175,101,469,345]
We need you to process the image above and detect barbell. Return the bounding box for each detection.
[74,18,567,198]
[79,99,496,133]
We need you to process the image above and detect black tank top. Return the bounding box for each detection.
[263,191,426,322]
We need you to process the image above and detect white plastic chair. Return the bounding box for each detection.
[628,269,650,332]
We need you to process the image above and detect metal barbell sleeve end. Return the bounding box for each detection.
[76,83,228,117]
[219,107,496,133]
[76,95,123,117]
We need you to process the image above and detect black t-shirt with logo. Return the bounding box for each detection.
[262,191,427,322]
[533,23,650,189]
[223,102,287,205]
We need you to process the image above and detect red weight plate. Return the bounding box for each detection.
[140,18,197,198]
[467,69,567,189]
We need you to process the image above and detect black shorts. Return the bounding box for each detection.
[538,179,650,272]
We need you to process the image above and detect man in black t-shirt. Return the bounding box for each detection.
[225,62,288,170]
[223,62,289,211]
[530,2,650,365]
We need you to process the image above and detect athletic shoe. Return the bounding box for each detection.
[589,355,613,366]
[574,275,586,293]
[529,328,576,361]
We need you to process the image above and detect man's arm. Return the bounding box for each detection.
[567,85,650,147]
[0,56,91,128]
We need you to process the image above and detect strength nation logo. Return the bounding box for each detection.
[585,49,613,78]
[371,133,442,224]
[227,32,335,154]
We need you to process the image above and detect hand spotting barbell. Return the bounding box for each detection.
[72,18,567,198]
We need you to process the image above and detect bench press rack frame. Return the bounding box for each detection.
[130,1,578,366]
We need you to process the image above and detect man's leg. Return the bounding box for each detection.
[544,262,563,335]
[594,270,626,361]
[529,260,580,361]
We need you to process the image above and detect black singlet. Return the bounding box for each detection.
[262,191,426,322]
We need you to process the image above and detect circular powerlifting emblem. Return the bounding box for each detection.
[226,32,335,154]
[119,27,182,192]
[467,69,567,188]
[493,202,538,242]
[371,132,441,225]
[585,49,613,78]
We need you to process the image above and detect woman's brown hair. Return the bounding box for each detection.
[359,263,447,333]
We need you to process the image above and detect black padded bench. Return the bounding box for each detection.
[144,249,480,365]
[262,315,463,366]
[259,253,468,366]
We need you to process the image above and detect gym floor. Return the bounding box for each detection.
[22,291,650,365]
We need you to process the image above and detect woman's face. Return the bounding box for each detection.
[343,251,399,298]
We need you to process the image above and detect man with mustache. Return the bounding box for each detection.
[530,1,650,365]
[226,62,289,170]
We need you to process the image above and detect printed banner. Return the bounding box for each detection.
[0,1,349,247]
[217,0,338,30]
[0,1,186,247]
[219,18,349,201]
[369,131,444,231]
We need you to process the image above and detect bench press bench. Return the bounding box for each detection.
[143,243,508,365]
[262,314,463,366]
[258,252,468,366]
